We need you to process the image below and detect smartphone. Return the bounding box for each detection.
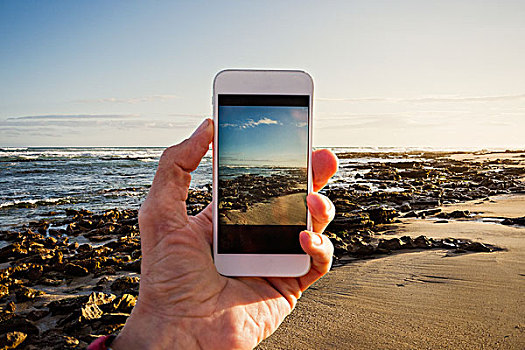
[212,69,313,277]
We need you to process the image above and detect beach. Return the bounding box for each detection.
[218,168,307,225]
[1,148,524,349]
[220,193,307,225]
[259,194,525,349]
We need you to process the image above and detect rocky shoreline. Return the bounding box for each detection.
[1,150,524,348]
[323,150,525,261]
[218,168,307,213]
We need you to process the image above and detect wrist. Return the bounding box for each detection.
[111,300,199,350]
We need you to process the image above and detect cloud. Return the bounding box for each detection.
[317,97,388,102]
[0,114,201,132]
[169,113,208,118]
[220,117,282,129]
[7,114,138,120]
[0,126,80,138]
[75,94,182,104]
[248,117,280,126]
[315,112,459,130]
[317,93,525,103]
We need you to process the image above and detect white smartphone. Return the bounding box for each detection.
[212,69,313,277]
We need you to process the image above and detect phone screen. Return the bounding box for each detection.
[217,94,309,254]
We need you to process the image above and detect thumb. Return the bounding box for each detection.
[139,119,213,246]
[161,118,213,172]
[150,119,213,201]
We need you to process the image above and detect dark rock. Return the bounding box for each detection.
[40,277,63,286]
[409,198,441,209]
[0,331,27,349]
[64,263,89,277]
[88,291,116,306]
[437,210,471,219]
[44,236,57,247]
[26,330,83,350]
[48,296,87,315]
[352,243,376,256]
[99,312,130,324]
[109,294,136,313]
[501,216,525,226]
[352,184,371,191]
[26,309,50,321]
[87,235,110,242]
[399,236,415,248]
[364,168,400,181]
[80,302,103,321]
[56,292,115,330]
[400,203,411,212]
[110,276,139,292]
[465,242,492,252]
[440,239,457,249]
[367,207,398,224]
[68,242,80,251]
[378,238,402,251]
[96,276,110,286]
[76,244,92,253]
[417,208,441,217]
[333,199,363,212]
[403,210,418,218]
[123,258,141,273]
[13,263,44,281]
[51,250,63,265]
[0,315,39,335]
[450,210,471,218]
[329,213,372,231]
[0,310,14,324]
[0,284,8,300]
[15,286,45,302]
[94,266,117,278]
[375,247,391,255]
[4,301,16,314]
[414,235,432,249]
[400,169,430,179]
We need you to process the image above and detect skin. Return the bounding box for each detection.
[112,119,338,349]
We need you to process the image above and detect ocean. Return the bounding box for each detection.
[0,147,211,230]
[0,146,508,230]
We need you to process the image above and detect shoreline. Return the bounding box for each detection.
[1,150,524,348]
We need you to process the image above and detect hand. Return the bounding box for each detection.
[112,119,338,350]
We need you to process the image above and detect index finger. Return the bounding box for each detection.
[312,149,338,192]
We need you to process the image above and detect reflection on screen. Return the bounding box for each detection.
[218,95,309,254]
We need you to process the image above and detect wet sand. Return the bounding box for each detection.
[258,195,525,349]
[221,193,307,225]
[449,151,525,166]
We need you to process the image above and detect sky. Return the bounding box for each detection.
[1,0,524,148]
[218,106,308,167]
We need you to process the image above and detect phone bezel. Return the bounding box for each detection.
[212,69,313,277]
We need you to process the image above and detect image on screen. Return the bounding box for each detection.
[218,95,309,254]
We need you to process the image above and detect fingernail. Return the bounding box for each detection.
[322,196,333,211]
[310,232,323,246]
[191,119,209,138]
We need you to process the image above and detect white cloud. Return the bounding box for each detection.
[246,117,280,127]
[75,94,182,104]
[317,93,525,103]
[6,114,138,120]
[220,117,282,129]
[0,115,198,132]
